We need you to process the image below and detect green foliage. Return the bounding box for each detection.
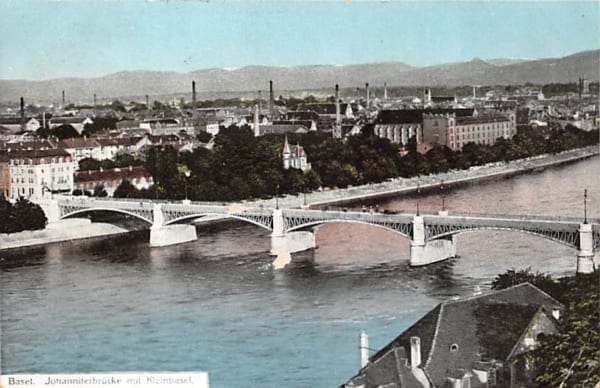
[493,268,600,386]
[0,196,47,233]
[491,267,562,299]
[92,185,108,197]
[529,272,600,387]
[78,155,144,171]
[113,180,140,198]
[51,124,80,139]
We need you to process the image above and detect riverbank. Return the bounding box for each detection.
[1,145,597,251]
[257,145,598,209]
[0,219,128,251]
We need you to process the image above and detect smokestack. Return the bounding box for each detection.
[93,94,97,112]
[20,97,25,130]
[254,104,260,137]
[269,80,274,117]
[365,83,370,107]
[146,94,149,109]
[334,84,341,139]
[473,85,477,99]
[384,82,388,100]
[360,331,369,369]
[62,90,65,106]
[410,336,421,369]
[258,90,262,112]
[356,87,360,103]
[192,80,197,107]
[42,112,46,129]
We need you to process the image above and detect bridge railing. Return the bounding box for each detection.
[435,212,598,224]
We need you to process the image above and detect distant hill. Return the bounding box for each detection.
[1,49,598,104]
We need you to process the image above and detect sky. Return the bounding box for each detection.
[0,0,598,80]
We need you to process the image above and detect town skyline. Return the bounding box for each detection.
[1,1,598,81]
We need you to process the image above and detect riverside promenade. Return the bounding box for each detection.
[252,145,599,209]
[1,146,597,251]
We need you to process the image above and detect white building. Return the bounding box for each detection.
[8,148,75,200]
[282,136,311,172]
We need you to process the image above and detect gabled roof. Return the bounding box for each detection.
[57,138,101,149]
[75,166,152,183]
[375,109,475,125]
[348,283,563,388]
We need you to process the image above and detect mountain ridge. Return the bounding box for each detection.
[1,49,597,103]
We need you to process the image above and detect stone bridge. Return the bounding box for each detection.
[41,196,599,273]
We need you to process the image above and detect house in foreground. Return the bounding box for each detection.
[343,283,563,388]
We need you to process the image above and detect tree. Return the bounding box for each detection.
[491,267,561,298]
[93,185,108,197]
[529,272,599,387]
[493,268,600,387]
[0,197,47,233]
[51,124,80,139]
[113,180,140,198]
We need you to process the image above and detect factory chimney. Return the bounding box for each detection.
[254,104,260,137]
[192,80,197,108]
[269,80,274,117]
[62,90,65,106]
[334,84,341,139]
[365,83,370,107]
[20,97,25,130]
[93,94,97,114]
[146,94,149,109]
[384,82,388,100]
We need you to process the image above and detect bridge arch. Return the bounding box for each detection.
[428,227,579,249]
[286,219,412,240]
[61,208,153,225]
[164,213,273,231]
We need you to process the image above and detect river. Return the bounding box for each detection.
[1,156,598,387]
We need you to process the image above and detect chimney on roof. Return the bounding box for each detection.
[192,80,197,108]
[360,331,369,369]
[410,336,421,370]
[269,80,274,118]
[365,83,370,107]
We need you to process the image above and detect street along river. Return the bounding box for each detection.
[1,155,598,387]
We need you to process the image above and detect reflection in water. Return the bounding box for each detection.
[1,156,598,387]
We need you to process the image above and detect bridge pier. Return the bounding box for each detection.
[271,209,316,269]
[36,198,62,223]
[410,216,457,266]
[577,223,596,274]
[149,204,197,247]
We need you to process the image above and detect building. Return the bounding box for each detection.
[422,110,516,151]
[374,109,474,147]
[74,166,154,196]
[0,116,41,132]
[0,154,10,198]
[282,136,311,171]
[7,148,75,200]
[57,138,103,164]
[343,283,563,388]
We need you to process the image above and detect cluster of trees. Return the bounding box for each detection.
[101,123,597,202]
[78,154,144,171]
[0,196,47,233]
[491,268,599,387]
